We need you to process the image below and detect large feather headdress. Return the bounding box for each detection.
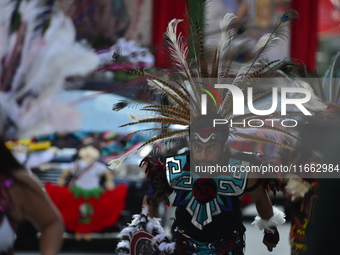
[0,0,99,140]
[108,4,326,169]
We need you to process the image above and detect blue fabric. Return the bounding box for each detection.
[166,155,248,229]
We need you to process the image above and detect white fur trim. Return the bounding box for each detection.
[252,206,286,233]
[159,242,176,253]
[141,205,149,216]
[118,226,134,238]
[116,240,130,255]
[116,205,175,254]
[153,233,165,242]
[117,239,130,249]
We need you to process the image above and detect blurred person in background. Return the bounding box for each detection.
[297,53,340,255]
[274,144,320,255]
[298,105,340,255]
[272,53,340,255]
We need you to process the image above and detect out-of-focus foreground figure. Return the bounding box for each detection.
[0,0,99,254]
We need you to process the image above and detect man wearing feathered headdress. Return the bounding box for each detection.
[142,115,285,254]
[111,1,329,253]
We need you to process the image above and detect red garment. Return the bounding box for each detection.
[45,182,128,234]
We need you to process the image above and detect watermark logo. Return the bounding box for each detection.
[199,83,313,128]
[201,84,312,116]
[197,82,223,109]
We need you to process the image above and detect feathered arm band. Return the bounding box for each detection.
[252,206,285,246]
[251,206,286,232]
[140,156,173,205]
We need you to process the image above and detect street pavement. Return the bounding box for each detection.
[16,221,291,255]
[16,204,291,255]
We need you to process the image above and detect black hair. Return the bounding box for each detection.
[0,136,26,179]
[0,137,42,195]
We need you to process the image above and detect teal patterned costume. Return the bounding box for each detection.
[164,151,260,255]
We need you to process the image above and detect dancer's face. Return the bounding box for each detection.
[191,141,225,166]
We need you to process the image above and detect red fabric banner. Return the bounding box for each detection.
[290,0,319,73]
[152,0,188,67]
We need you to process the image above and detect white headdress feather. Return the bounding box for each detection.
[0,0,99,140]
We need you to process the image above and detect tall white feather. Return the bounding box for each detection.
[216,13,237,82]
[164,19,204,109]
[164,19,191,78]
[18,12,98,101]
[252,33,281,54]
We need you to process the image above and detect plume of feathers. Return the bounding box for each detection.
[108,5,327,169]
[0,0,99,140]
